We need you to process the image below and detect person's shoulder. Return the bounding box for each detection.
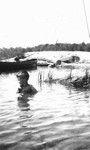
[23,84,37,94]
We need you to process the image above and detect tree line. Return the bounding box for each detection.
[0,42,90,60]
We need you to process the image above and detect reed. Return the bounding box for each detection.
[38,67,90,89]
[47,70,54,83]
[38,70,44,83]
[66,68,72,80]
[38,69,55,84]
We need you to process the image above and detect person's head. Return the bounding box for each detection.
[17,70,29,87]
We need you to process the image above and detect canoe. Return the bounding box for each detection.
[0,58,37,73]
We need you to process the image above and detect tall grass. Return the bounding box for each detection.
[38,70,44,83]
[47,70,54,83]
[38,69,54,84]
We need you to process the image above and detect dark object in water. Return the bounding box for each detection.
[56,60,61,65]
[61,55,80,63]
[0,59,37,73]
[49,63,56,68]
[49,60,61,68]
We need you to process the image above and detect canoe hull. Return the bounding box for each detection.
[0,59,37,73]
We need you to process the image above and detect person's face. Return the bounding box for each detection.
[18,77,28,87]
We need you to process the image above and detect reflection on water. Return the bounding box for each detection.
[0,67,90,150]
[17,94,31,111]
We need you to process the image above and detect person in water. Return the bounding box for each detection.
[17,70,37,94]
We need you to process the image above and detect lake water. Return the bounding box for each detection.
[1,51,90,150]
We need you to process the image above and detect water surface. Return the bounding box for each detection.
[1,52,90,150]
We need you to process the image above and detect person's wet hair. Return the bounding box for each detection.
[17,70,29,80]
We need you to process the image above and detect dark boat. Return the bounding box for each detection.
[0,58,37,73]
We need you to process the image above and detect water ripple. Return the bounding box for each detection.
[0,67,90,149]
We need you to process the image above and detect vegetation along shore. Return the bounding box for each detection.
[0,42,90,60]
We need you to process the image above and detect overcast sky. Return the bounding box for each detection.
[0,0,90,48]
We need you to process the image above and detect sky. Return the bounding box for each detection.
[0,0,90,48]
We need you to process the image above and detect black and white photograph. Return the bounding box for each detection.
[0,0,90,150]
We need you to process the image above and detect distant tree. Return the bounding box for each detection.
[85,43,90,52]
[71,43,78,51]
